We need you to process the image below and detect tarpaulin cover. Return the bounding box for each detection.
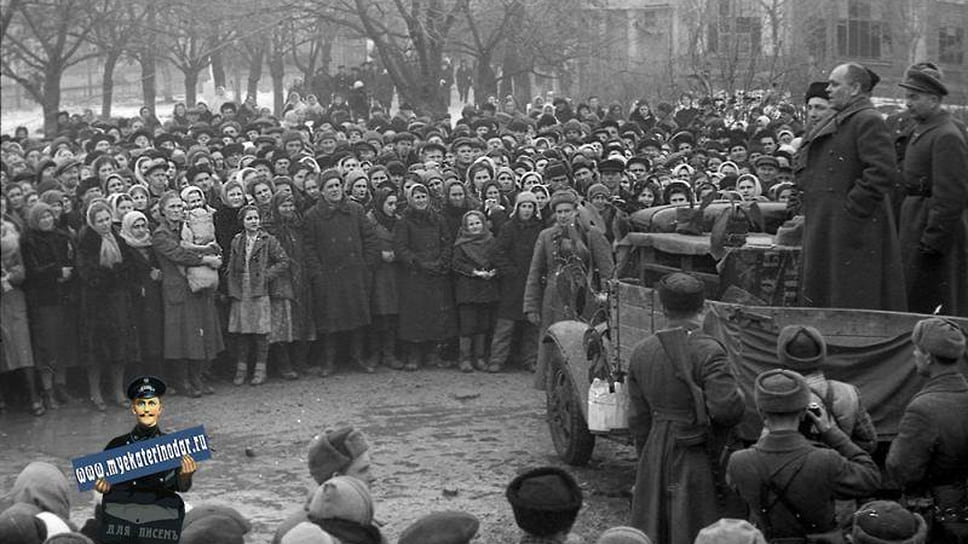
[704,304,968,442]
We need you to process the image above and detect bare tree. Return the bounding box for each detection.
[1,0,107,134]
[87,0,150,118]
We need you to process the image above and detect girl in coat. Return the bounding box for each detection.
[77,200,140,410]
[452,210,499,372]
[227,204,290,386]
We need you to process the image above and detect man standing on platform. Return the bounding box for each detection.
[793,62,906,311]
[896,62,968,317]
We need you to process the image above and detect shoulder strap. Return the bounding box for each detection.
[656,327,709,427]
[755,449,819,534]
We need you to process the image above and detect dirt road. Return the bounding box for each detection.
[0,365,638,542]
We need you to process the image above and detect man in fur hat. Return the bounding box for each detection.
[506,467,583,543]
[726,369,881,541]
[886,317,968,543]
[627,272,745,544]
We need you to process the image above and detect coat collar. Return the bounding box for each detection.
[804,96,875,142]
[913,371,968,401]
[753,429,811,453]
[909,109,951,145]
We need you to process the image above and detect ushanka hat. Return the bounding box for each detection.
[307,427,370,484]
[777,325,826,372]
[912,317,966,360]
[506,467,583,537]
[755,369,810,414]
[398,511,480,544]
[657,272,705,314]
[852,501,927,544]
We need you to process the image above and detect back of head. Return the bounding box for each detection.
[843,63,880,94]
[398,511,480,544]
[307,476,374,526]
[595,525,653,544]
[912,317,966,362]
[10,462,71,522]
[754,369,810,414]
[657,272,705,317]
[852,501,927,544]
[506,467,583,537]
[776,325,826,373]
[694,518,766,544]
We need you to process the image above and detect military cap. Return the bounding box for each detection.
[392,131,415,143]
[898,62,948,96]
[912,317,966,360]
[398,511,480,544]
[777,325,826,372]
[657,272,705,314]
[53,157,80,177]
[754,155,779,169]
[598,158,625,174]
[126,376,166,400]
[754,369,810,413]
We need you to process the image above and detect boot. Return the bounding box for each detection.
[272,343,298,380]
[23,369,45,416]
[199,359,215,395]
[88,368,106,411]
[403,343,421,371]
[381,332,402,369]
[365,327,383,369]
[186,362,203,398]
[233,363,248,386]
[42,389,60,410]
[473,334,488,371]
[321,335,336,377]
[459,337,474,373]
[427,343,446,369]
[352,329,373,373]
[251,337,269,385]
[111,364,127,406]
[291,341,317,375]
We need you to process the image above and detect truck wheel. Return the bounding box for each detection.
[546,346,595,466]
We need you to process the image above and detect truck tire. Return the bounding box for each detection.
[545,345,595,466]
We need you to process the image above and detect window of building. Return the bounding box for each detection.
[836,0,884,59]
[939,26,964,64]
[708,0,762,55]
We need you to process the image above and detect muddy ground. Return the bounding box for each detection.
[0,363,639,542]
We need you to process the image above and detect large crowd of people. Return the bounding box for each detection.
[1,56,967,543]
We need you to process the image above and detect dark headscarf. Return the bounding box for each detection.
[454,209,494,269]
[370,187,398,233]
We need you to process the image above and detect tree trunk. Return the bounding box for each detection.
[211,47,226,89]
[246,47,264,101]
[140,50,157,115]
[270,52,285,116]
[184,68,199,107]
[42,68,62,136]
[475,58,497,105]
[101,52,121,119]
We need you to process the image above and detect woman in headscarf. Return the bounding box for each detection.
[120,211,166,383]
[76,200,140,410]
[393,183,458,370]
[487,191,545,373]
[1,198,45,415]
[303,169,379,376]
[152,191,224,397]
[345,170,372,211]
[479,178,509,235]
[39,188,74,235]
[365,187,402,369]
[106,192,135,228]
[523,189,614,389]
[4,461,76,533]
[530,184,555,228]
[441,179,473,241]
[452,209,499,372]
[21,202,80,408]
[265,191,316,378]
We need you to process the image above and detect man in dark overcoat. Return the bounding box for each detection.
[896,63,968,317]
[886,317,968,543]
[726,369,881,541]
[793,63,906,311]
[627,273,745,544]
[303,168,379,375]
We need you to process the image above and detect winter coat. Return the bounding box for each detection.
[152,220,224,361]
[365,210,399,316]
[20,228,76,308]
[126,246,164,361]
[627,320,746,544]
[76,225,140,366]
[267,218,316,338]
[393,208,457,342]
[523,223,614,389]
[451,238,499,305]
[492,216,543,321]
[1,220,34,372]
[303,199,378,333]
[898,109,968,316]
[727,428,881,541]
[793,96,907,311]
[886,372,968,508]
[227,230,290,300]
